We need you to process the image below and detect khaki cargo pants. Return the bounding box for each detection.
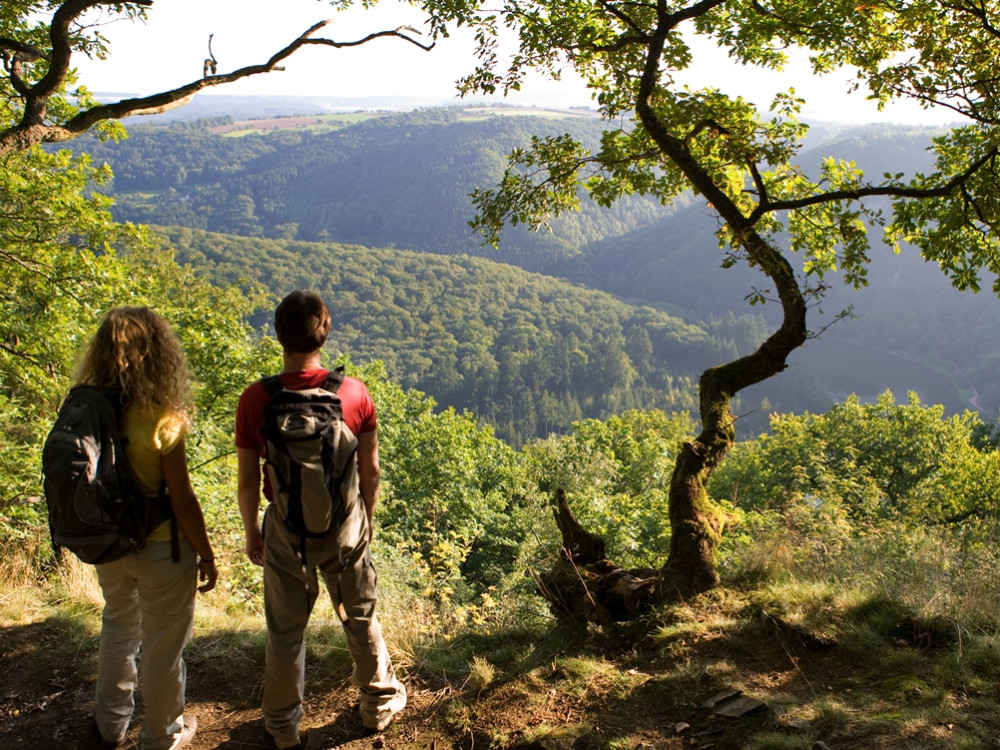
[261,498,406,747]
[95,539,197,750]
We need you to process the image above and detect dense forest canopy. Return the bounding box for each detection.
[57,110,1000,433]
[163,226,779,445]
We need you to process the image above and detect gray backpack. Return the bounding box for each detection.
[260,368,359,553]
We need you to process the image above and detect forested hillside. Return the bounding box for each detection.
[162,226,800,444]
[12,4,1000,748]
[75,107,671,273]
[68,108,1000,427]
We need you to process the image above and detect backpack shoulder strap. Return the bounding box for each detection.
[261,375,284,398]
[323,366,345,395]
[261,368,344,398]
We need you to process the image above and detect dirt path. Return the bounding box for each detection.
[1,617,450,750]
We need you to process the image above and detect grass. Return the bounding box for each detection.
[8,524,1000,750]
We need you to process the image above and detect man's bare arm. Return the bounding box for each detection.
[356,430,381,539]
[237,447,265,566]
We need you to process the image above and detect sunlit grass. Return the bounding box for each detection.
[8,509,1000,749]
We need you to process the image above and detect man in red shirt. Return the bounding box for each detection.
[235,291,406,749]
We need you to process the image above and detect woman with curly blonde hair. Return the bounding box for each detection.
[76,307,216,750]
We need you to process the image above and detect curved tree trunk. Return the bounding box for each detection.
[635,14,810,597]
[538,287,807,621]
[536,13,810,622]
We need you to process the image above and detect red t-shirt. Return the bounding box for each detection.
[235,369,377,501]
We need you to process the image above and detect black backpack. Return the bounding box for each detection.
[42,386,175,564]
[260,368,359,554]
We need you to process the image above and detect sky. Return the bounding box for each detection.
[72,0,959,126]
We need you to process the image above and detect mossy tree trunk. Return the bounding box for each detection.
[538,25,810,620]
[539,262,808,620]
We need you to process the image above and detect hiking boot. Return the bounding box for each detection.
[93,718,124,749]
[362,708,400,733]
[167,716,197,750]
[267,727,306,750]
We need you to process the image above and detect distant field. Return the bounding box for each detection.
[460,106,599,120]
[211,106,597,136]
[211,112,383,136]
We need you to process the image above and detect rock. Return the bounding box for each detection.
[701,688,741,709]
[711,696,766,718]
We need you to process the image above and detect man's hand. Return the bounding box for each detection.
[237,447,265,566]
[245,524,265,566]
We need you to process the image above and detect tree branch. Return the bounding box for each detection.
[597,0,650,38]
[749,146,999,221]
[0,11,434,156]
[665,0,728,27]
[0,37,48,63]
[945,0,1000,42]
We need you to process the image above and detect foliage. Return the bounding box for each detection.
[67,109,671,268]
[524,410,694,568]
[711,391,1000,526]
[61,110,1000,439]
[160,226,724,445]
[714,392,1000,628]
[0,148,134,405]
[57,111,1000,432]
[0,1,135,138]
[0,2,435,155]
[0,146,129,515]
[8,0,1000,638]
[355,359,527,604]
[0,146,276,541]
[388,0,1000,586]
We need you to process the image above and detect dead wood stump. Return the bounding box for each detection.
[537,490,664,624]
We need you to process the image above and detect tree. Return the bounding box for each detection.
[0,1,433,156]
[710,392,1000,528]
[0,1,374,539]
[399,0,1000,612]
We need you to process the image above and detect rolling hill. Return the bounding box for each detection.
[62,104,1000,435]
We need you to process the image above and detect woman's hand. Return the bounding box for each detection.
[197,556,218,593]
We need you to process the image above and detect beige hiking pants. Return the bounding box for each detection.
[261,499,406,748]
[94,539,197,750]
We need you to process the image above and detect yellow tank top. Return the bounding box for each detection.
[122,406,187,542]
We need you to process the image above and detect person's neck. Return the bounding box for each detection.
[282,351,323,374]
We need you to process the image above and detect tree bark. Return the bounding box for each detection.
[538,490,661,624]
[636,14,809,597]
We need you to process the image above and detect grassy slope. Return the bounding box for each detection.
[4,549,999,750]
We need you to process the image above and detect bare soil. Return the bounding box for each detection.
[0,613,458,750]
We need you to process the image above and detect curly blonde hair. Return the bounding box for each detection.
[74,307,193,422]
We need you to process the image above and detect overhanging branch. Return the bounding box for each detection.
[749,146,1000,222]
[0,11,435,156]
[63,22,432,132]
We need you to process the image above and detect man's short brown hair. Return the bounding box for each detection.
[274,291,331,354]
